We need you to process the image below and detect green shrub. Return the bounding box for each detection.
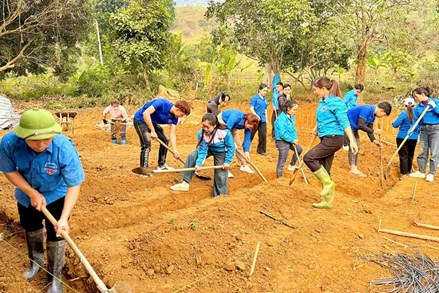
[0,73,77,101]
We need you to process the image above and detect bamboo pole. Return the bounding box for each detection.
[378,227,439,242]
[382,236,409,248]
[412,181,418,202]
[413,221,439,231]
[249,242,261,279]
[379,134,384,186]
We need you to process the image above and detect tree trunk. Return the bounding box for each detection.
[355,41,367,85]
[262,63,272,87]
[142,63,151,93]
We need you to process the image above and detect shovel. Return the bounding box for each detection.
[155,138,212,180]
[42,207,131,293]
[384,105,430,178]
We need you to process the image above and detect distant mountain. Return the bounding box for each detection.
[175,0,224,7]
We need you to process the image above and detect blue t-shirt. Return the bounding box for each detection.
[0,133,85,207]
[347,105,376,132]
[134,98,178,125]
[250,94,268,122]
[221,109,252,152]
[392,110,420,140]
[344,89,358,110]
[316,95,350,138]
[274,112,297,143]
[414,98,439,125]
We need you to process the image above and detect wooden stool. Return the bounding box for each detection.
[55,111,77,135]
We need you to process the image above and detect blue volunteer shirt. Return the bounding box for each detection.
[221,109,252,152]
[316,95,350,138]
[414,98,439,125]
[347,105,376,132]
[134,98,178,125]
[392,110,420,140]
[0,133,85,208]
[274,112,297,143]
[344,89,358,110]
[272,73,281,111]
[250,94,268,123]
[196,128,236,166]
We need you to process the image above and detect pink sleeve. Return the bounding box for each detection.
[103,105,111,116]
[121,106,129,119]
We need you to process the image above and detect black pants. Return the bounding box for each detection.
[251,121,267,154]
[206,101,220,116]
[303,135,344,173]
[18,197,65,242]
[134,121,169,168]
[396,138,417,175]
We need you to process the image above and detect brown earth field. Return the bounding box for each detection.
[1,99,438,293]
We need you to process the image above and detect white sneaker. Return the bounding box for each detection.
[240,165,254,174]
[342,145,349,151]
[157,164,174,171]
[409,171,426,179]
[425,174,434,182]
[170,182,189,191]
[228,171,234,178]
[287,165,298,171]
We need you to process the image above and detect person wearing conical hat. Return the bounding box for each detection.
[0,109,85,293]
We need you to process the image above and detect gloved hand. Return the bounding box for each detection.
[428,100,436,108]
[102,119,108,124]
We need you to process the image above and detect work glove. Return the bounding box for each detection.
[102,119,108,124]
[428,100,436,108]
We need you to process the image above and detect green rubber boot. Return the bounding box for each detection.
[312,166,335,209]
[312,189,334,209]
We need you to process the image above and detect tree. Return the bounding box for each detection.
[106,0,174,92]
[0,0,90,77]
[206,0,351,88]
[326,0,415,84]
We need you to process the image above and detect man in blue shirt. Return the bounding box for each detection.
[346,101,392,176]
[133,98,191,174]
[342,84,364,150]
[0,109,85,292]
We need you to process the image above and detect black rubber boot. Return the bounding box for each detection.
[47,240,66,293]
[23,228,44,280]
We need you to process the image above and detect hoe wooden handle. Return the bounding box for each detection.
[42,207,109,293]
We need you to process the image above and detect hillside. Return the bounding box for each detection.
[172,6,217,43]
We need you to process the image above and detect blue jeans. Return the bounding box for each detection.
[182,149,228,197]
[275,140,303,177]
[417,124,439,175]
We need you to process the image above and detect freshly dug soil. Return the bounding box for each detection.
[0,100,438,293]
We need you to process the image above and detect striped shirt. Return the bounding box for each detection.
[0,96,19,130]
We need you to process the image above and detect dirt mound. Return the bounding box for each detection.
[0,101,438,292]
